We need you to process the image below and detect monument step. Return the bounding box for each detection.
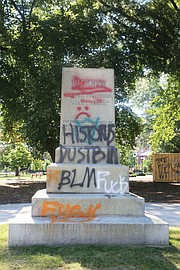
[47,163,129,194]
[31,189,145,217]
[9,206,169,246]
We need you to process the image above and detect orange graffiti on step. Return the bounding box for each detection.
[41,201,101,223]
[47,169,61,182]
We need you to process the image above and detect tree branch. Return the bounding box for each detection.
[98,0,111,10]
[169,0,179,11]
[99,0,145,28]
[10,0,23,20]
[0,45,8,51]
[28,0,38,28]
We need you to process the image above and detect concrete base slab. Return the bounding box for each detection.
[31,189,145,217]
[9,206,169,246]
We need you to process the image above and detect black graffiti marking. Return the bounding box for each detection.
[155,157,168,163]
[58,144,119,164]
[62,123,115,146]
[172,162,180,176]
[58,167,97,190]
[155,157,180,180]
[155,156,169,180]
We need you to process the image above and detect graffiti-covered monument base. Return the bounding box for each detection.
[9,68,169,246]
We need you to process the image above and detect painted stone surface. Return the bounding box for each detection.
[49,67,129,194]
[46,163,129,194]
[55,146,120,164]
[60,68,115,148]
[32,190,145,218]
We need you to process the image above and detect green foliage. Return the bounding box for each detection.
[115,105,143,164]
[148,76,180,152]
[9,144,32,169]
[30,156,51,171]
[130,74,180,153]
[130,77,162,116]
[0,144,11,171]
[5,143,33,175]
[100,0,180,77]
[142,156,153,173]
[31,158,44,171]
[0,0,179,158]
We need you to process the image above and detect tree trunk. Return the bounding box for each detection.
[49,148,55,163]
[15,167,19,177]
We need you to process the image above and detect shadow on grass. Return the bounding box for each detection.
[0,225,179,270]
[6,244,178,270]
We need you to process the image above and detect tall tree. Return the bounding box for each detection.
[149,76,180,152]
[99,0,180,80]
[0,0,179,159]
[130,75,180,153]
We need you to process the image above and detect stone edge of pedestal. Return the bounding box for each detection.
[8,206,169,246]
[31,189,145,217]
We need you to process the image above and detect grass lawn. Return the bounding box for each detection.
[0,225,179,270]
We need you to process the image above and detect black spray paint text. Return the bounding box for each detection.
[58,144,119,164]
[58,167,128,194]
[62,123,115,146]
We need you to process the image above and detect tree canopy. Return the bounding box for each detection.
[0,0,179,159]
[131,74,180,152]
[0,143,32,175]
[148,76,180,152]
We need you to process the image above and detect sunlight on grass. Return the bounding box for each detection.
[169,227,180,247]
[163,227,180,270]
[0,225,179,270]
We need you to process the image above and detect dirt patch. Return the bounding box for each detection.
[0,180,46,204]
[0,179,179,204]
[129,181,180,203]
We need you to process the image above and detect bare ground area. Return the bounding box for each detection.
[0,177,179,204]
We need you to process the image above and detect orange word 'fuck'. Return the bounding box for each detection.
[41,201,101,223]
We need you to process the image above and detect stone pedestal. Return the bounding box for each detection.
[9,206,168,246]
[9,68,169,246]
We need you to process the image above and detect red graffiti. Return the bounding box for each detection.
[80,98,104,103]
[64,76,112,98]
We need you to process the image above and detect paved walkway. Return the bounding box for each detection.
[0,203,180,226]
[129,175,153,181]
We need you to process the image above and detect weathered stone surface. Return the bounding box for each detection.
[9,207,169,246]
[46,163,129,194]
[31,189,144,217]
